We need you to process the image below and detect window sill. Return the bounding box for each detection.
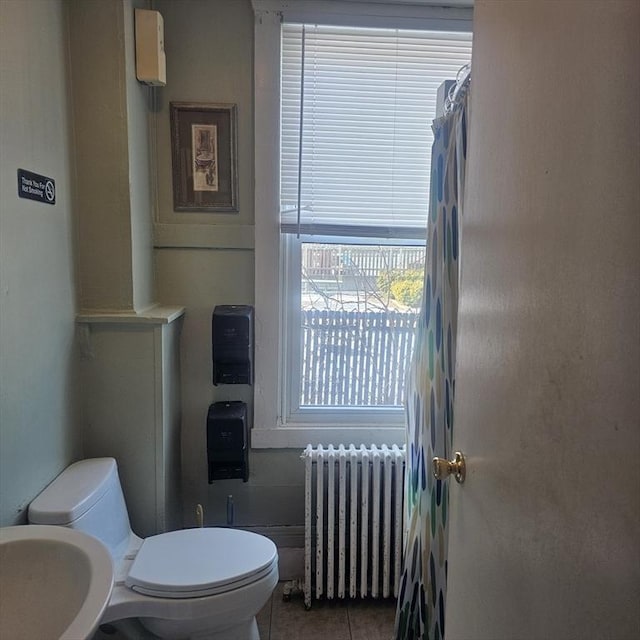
[251,425,406,449]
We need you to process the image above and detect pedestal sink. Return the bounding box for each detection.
[0,524,114,640]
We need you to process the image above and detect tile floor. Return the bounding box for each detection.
[257,583,397,640]
[92,582,397,640]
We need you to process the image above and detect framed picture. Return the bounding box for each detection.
[170,102,238,212]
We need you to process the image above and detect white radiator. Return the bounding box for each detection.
[301,444,406,609]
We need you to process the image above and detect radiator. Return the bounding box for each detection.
[301,444,406,609]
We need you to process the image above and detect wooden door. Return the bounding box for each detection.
[445,2,640,639]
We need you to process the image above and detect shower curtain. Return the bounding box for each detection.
[394,78,470,640]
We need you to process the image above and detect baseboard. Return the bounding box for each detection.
[238,525,304,580]
[274,547,304,581]
[239,524,305,548]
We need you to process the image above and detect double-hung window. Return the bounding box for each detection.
[252,1,472,448]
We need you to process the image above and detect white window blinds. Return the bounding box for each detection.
[280,24,473,239]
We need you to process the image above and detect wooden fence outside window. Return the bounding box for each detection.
[300,309,418,406]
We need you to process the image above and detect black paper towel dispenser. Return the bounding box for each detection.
[212,305,254,385]
[207,401,248,482]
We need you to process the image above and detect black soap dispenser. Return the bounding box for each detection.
[211,305,254,385]
[206,401,249,482]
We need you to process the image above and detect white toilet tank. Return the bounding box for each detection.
[28,458,133,560]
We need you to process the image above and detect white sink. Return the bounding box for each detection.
[0,524,114,640]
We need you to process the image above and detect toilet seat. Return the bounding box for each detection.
[125,528,278,599]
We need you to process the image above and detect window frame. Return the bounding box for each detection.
[251,0,473,449]
[282,234,425,428]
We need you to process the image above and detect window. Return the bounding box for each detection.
[252,1,472,448]
[283,236,423,425]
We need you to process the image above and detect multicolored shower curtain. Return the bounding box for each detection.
[394,78,470,640]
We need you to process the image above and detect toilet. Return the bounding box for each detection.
[28,458,278,640]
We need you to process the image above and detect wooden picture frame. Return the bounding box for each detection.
[170,102,238,212]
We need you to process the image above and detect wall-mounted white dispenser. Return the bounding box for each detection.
[134,9,166,86]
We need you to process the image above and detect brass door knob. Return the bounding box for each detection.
[432,451,466,484]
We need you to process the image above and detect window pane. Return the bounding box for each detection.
[281,24,473,238]
[300,243,423,407]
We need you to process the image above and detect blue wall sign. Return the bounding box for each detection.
[17,169,56,205]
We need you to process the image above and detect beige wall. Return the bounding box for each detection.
[0,0,308,534]
[153,0,305,530]
[68,0,134,311]
[69,0,155,312]
[125,0,156,312]
[0,0,81,525]
[79,316,183,537]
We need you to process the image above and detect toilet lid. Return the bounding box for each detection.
[125,528,277,598]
